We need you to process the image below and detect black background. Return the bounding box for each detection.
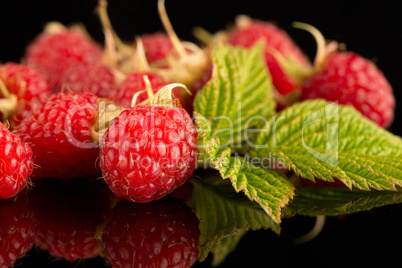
[1,0,401,267]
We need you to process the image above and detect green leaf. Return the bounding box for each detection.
[251,99,402,191]
[193,41,276,150]
[234,163,295,223]
[286,186,402,217]
[210,230,247,266]
[195,112,295,224]
[190,174,280,261]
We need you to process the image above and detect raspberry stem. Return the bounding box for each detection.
[133,37,151,72]
[192,26,213,45]
[152,82,191,106]
[136,75,191,107]
[158,0,187,58]
[292,215,326,245]
[292,21,338,71]
[91,99,125,144]
[97,0,124,51]
[149,0,210,88]
[0,79,18,122]
[43,21,68,34]
[97,0,136,72]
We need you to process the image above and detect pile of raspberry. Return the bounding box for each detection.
[0,0,396,267]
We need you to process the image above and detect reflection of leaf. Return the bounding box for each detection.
[193,42,276,150]
[194,113,295,224]
[210,230,247,267]
[251,100,402,191]
[190,174,280,261]
[286,186,402,217]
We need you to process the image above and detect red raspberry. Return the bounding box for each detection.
[17,92,100,179]
[0,123,33,199]
[111,72,167,108]
[99,105,198,203]
[301,52,395,128]
[141,32,174,64]
[24,25,103,91]
[0,62,51,126]
[0,192,36,268]
[31,179,110,262]
[61,63,119,99]
[101,197,200,268]
[227,16,311,106]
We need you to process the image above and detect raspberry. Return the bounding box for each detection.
[0,192,36,268]
[99,104,198,203]
[301,52,395,128]
[101,197,200,268]
[24,23,103,91]
[61,63,119,99]
[0,123,33,199]
[31,179,110,262]
[141,32,174,64]
[111,72,167,108]
[0,62,51,126]
[227,15,311,106]
[227,17,309,64]
[17,92,100,179]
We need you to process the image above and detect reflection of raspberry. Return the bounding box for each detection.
[0,192,36,268]
[111,72,167,108]
[301,52,395,128]
[0,123,33,199]
[61,63,118,99]
[31,179,110,262]
[99,105,198,203]
[17,92,100,179]
[25,27,103,91]
[101,197,200,268]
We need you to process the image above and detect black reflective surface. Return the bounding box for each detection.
[2,176,402,267]
[1,178,200,268]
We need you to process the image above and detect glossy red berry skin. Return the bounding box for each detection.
[141,33,174,64]
[25,29,103,91]
[61,63,118,99]
[301,52,395,128]
[31,179,111,262]
[0,123,33,199]
[17,92,100,180]
[111,72,167,108]
[99,105,198,203]
[0,62,51,126]
[0,192,36,268]
[101,197,200,268]
[227,18,311,98]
